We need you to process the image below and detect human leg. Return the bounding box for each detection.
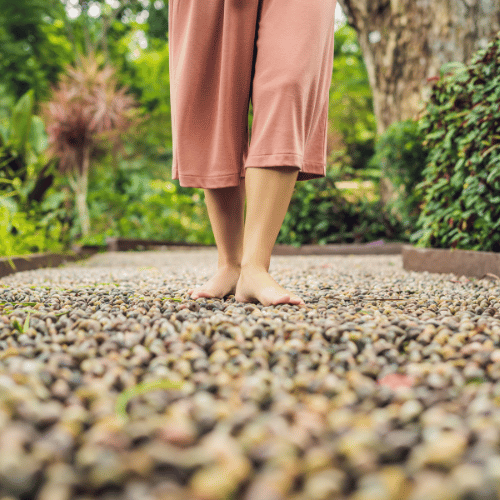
[234,166,305,307]
[243,0,337,181]
[168,0,259,188]
[171,0,337,307]
[188,179,246,299]
[232,0,337,307]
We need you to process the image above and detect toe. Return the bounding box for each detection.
[271,294,291,305]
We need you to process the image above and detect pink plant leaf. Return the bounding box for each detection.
[41,50,139,174]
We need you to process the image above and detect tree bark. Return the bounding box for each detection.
[75,146,90,237]
[337,0,500,134]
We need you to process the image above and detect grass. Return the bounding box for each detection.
[11,312,30,333]
[115,378,185,421]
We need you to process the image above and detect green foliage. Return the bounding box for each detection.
[0,0,73,103]
[145,3,170,41]
[329,24,377,170]
[369,118,428,235]
[0,198,67,257]
[277,158,406,246]
[77,155,214,246]
[371,119,427,198]
[118,42,172,160]
[0,84,16,125]
[412,31,500,251]
[0,89,53,205]
[0,90,74,257]
[61,0,168,62]
[0,89,49,166]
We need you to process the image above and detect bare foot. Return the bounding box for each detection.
[234,265,306,307]
[188,266,241,299]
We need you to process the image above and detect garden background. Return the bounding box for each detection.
[1,0,499,257]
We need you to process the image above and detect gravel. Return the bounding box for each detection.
[0,249,500,500]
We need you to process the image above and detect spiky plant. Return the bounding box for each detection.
[41,51,140,236]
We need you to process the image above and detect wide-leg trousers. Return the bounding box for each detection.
[168,0,337,188]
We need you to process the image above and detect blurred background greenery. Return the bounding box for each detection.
[1,0,498,256]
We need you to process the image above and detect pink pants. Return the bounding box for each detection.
[168,0,337,188]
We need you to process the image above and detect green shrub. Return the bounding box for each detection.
[0,2,74,103]
[82,155,406,248]
[412,31,500,251]
[0,171,75,257]
[116,42,173,165]
[78,158,214,246]
[0,90,74,257]
[329,24,377,171]
[369,118,428,236]
[277,158,406,246]
[0,192,68,257]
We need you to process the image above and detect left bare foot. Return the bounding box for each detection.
[187,265,241,299]
[234,265,305,307]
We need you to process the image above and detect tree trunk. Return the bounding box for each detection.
[337,0,500,134]
[75,147,91,237]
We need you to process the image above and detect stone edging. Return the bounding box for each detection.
[402,245,500,279]
[272,242,404,256]
[0,248,99,279]
[106,237,405,256]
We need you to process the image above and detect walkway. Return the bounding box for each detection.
[0,250,499,500]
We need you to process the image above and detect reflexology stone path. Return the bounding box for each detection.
[0,250,500,500]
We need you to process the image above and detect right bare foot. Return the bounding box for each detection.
[187,265,241,299]
[235,265,306,307]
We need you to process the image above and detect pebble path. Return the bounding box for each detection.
[1,249,500,500]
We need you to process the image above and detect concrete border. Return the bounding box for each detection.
[402,245,500,279]
[106,237,215,252]
[106,237,405,256]
[272,242,404,256]
[0,247,99,279]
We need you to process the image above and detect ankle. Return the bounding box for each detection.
[218,262,242,271]
[240,262,268,273]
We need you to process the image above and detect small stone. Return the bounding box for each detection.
[379,465,409,500]
[51,379,71,400]
[408,431,468,471]
[36,483,72,500]
[189,463,244,500]
[123,450,155,477]
[303,469,346,500]
[449,463,486,497]
[208,349,230,364]
[156,414,198,447]
[398,399,424,423]
[303,446,333,475]
[87,449,128,488]
[407,470,458,500]
[243,466,298,500]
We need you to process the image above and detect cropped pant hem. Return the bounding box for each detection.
[175,172,242,189]
[173,153,326,188]
[245,153,326,182]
